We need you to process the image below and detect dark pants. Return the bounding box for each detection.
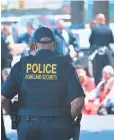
[92,52,110,86]
[17,118,71,140]
[98,101,114,115]
[106,101,114,114]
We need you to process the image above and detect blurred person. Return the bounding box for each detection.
[2,25,26,66]
[16,23,35,57]
[8,43,26,67]
[2,68,11,82]
[85,65,114,115]
[12,25,19,42]
[53,19,79,62]
[95,65,114,115]
[90,19,97,30]
[89,13,114,85]
[16,23,34,45]
[75,65,96,93]
[39,15,50,27]
[1,36,12,116]
[89,13,114,47]
[2,25,15,44]
[1,36,13,85]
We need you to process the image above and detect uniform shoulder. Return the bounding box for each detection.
[91,26,98,33]
[20,55,34,62]
[99,25,112,31]
[102,25,112,30]
[56,56,72,66]
[54,57,74,73]
[13,56,33,68]
[12,60,22,70]
[61,60,74,71]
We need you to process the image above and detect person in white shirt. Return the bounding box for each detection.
[53,19,79,60]
[94,65,114,114]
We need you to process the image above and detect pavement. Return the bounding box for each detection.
[80,115,114,140]
[3,115,114,140]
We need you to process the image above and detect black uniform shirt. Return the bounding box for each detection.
[2,49,85,102]
[89,24,114,46]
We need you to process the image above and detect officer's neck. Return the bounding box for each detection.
[35,48,53,55]
[99,22,105,25]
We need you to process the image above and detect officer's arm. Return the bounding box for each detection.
[89,29,95,46]
[110,30,114,43]
[69,31,77,46]
[1,95,12,115]
[1,62,20,115]
[71,97,84,119]
[66,64,85,119]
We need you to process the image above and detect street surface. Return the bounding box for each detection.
[3,115,114,140]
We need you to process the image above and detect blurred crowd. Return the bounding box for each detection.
[1,13,114,115]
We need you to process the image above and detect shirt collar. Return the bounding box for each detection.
[35,49,54,57]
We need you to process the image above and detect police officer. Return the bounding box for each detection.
[89,13,114,48]
[1,27,85,140]
[89,13,114,85]
[53,19,79,62]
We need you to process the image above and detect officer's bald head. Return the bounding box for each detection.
[96,13,106,25]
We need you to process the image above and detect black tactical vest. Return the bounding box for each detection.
[18,53,71,117]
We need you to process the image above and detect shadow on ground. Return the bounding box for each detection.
[6,130,114,140]
[80,130,114,140]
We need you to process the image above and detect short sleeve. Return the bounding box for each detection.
[1,61,21,99]
[66,64,85,101]
[89,29,95,46]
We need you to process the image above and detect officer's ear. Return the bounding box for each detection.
[30,41,35,51]
[33,42,37,50]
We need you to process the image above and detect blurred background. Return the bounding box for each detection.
[1,0,114,140]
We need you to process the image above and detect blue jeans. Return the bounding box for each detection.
[106,101,114,113]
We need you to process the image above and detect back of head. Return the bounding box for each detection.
[96,13,106,25]
[32,26,55,52]
[75,65,86,76]
[75,65,85,71]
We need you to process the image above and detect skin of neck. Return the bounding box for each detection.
[34,43,55,54]
[97,19,105,25]
[33,37,55,54]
